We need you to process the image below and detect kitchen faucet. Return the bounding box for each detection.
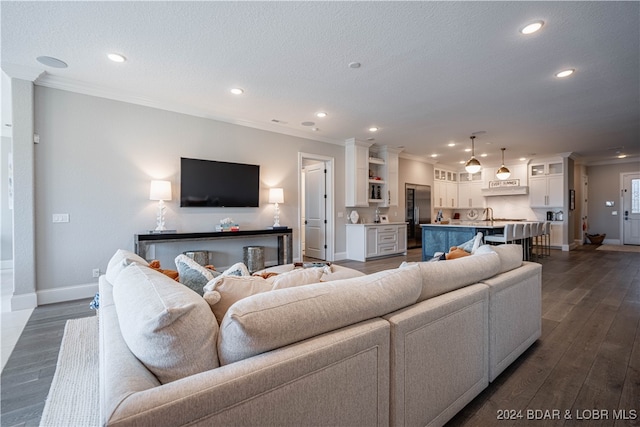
[483,207,494,221]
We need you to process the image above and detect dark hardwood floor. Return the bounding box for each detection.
[1,245,638,426]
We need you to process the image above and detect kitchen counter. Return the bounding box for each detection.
[346,222,407,226]
[420,222,529,259]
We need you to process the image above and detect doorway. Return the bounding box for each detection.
[621,172,640,245]
[299,153,334,261]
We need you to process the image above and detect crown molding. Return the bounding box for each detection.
[1,63,45,81]
[33,74,345,147]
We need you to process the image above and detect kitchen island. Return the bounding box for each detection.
[421,222,510,260]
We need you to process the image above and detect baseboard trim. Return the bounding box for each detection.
[37,282,98,306]
[603,238,621,245]
[11,292,38,311]
[333,251,347,261]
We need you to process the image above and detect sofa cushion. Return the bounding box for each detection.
[475,244,523,273]
[217,265,423,365]
[410,251,501,302]
[105,249,148,283]
[113,263,219,384]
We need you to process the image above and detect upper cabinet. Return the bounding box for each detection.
[529,158,564,208]
[458,171,484,208]
[345,139,401,207]
[345,138,371,207]
[434,168,458,208]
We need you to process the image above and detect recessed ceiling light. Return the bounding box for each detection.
[431,154,438,158]
[459,160,465,164]
[316,112,327,118]
[448,142,456,147]
[230,88,244,95]
[349,62,361,69]
[519,157,527,161]
[369,127,379,132]
[618,154,627,159]
[464,148,472,152]
[480,153,488,158]
[107,53,126,63]
[521,20,544,35]
[555,69,575,78]
[36,56,68,68]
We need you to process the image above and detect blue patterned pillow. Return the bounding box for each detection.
[175,254,218,295]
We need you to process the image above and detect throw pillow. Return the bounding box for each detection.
[148,260,179,281]
[113,262,219,384]
[445,247,471,260]
[175,254,217,296]
[204,275,273,324]
[203,262,251,292]
[456,232,484,254]
[269,267,326,290]
[105,249,149,284]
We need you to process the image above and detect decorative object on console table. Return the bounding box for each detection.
[149,180,174,233]
[268,187,287,229]
[379,214,389,223]
[215,217,239,231]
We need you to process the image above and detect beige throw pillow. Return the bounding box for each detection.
[204,275,273,324]
[105,249,149,283]
[113,263,219,384]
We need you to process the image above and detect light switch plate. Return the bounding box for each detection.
[52,213,70,223]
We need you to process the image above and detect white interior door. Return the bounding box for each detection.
[304,162,326,259]
[622,172,640,245]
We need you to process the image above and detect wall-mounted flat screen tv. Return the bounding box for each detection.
[180,157,260,207]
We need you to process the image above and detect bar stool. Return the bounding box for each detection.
[512,223,530,260]
[542,221,551,257]
[529,222,540,261]
[484,223,514,245]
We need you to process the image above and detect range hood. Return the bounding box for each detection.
[481,186,529,196]
[481,179,528,196]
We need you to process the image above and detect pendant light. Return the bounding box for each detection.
[496,148,511,180]
[465,135,482,174]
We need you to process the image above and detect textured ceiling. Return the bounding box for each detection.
[2,1,639,167]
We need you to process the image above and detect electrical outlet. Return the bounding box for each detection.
[92,268,100,278]
[52,213,70,223]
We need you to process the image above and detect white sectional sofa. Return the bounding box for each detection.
[99,244,541,426]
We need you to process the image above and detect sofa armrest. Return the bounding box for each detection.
[384,284,489,427]
[103,317,390,427]
[482,261,542,381]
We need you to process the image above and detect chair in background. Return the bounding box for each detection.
[484,223,514,246]
[512,223,530,261]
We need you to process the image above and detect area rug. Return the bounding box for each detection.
[596,244,640,253]
[40,316,99,427]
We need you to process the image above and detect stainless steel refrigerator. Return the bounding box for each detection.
[406,184,431,248]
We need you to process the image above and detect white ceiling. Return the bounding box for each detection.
[2,1,639,168]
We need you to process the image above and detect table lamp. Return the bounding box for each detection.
[268,187,284,228]
[149,180,172,232]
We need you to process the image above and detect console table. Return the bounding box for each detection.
[134,229,293,265]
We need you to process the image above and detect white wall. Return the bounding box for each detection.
[34,87,346,301]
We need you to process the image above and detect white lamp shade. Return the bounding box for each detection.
[268,187,284,204]
[149,180,172,201]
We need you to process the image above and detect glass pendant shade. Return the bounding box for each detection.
[496,148,511,180]
[465,135,482,173]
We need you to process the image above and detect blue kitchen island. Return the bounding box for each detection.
[420,223,507,260]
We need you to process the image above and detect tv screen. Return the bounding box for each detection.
[180,157,260,207]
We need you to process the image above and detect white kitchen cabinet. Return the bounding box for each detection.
[529,159,564,208]
[346,223,408,262]
[434,168,458,208]
[379,146,401,207]
[458,171,484,208]
[346,140,401,208]
[550,222,563,248]
[345,138,372,207]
